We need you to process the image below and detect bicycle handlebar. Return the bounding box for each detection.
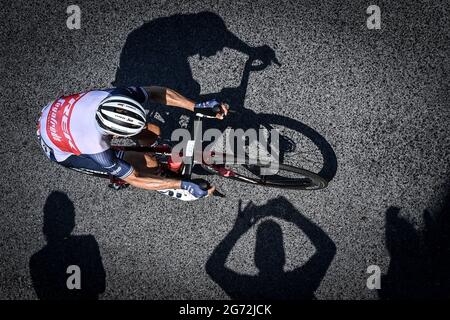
[180,108,229,197]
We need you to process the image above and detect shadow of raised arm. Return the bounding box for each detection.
[289,210,336,293]
[267,197,336,295]
[205,201,262,297]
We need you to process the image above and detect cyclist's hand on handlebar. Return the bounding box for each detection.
[215,103,229,120]
[181,180,215,199]
[191,178,216,196]
[207,185,216,195]
[194,99,229,120]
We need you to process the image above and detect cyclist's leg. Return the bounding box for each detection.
[59,151,160,177]
[132,123,161,146]
[58,154,110,176]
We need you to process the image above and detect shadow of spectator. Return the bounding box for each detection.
[206,196,336,299]
[29,191,106,300]
[379,191,450,299]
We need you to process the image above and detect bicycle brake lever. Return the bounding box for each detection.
[195,105,231,119]
[195,112,217,119]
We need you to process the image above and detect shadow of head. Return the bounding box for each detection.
[43,191,75,242]
[114,11,232,89]
[255,220,286,275]
[384,206,421,255]
[183,11,229,58]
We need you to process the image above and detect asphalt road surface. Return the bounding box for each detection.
[1,0,449,299]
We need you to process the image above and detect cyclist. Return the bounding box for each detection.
[37,86,228,200]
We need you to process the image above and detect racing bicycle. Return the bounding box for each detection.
[104,108,328,197]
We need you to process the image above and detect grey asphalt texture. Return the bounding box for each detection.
[0,0,449,299]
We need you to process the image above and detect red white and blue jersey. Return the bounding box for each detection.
[37,87,148,179]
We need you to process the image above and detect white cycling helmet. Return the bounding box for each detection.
[96,95,146,137]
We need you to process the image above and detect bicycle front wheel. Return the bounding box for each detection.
[202,155,328,190]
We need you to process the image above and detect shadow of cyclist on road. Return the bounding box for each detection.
[29,191,106,300]
[379,191,450,299]
[206,196,336,299]
[114,11,337,182]
[114,11,276,133]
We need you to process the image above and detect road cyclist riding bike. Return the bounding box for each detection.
[37,85,228,201]
[37,48,329,200]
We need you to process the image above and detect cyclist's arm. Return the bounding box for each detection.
[123,170,181,190]
[144,86,228,119]
[86,149,181,190]
[107,86,195,111]
[143,86,195,112]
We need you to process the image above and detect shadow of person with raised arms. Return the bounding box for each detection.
[29,191,106,300]
[379,191,450,299]
[206,196,336,299]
